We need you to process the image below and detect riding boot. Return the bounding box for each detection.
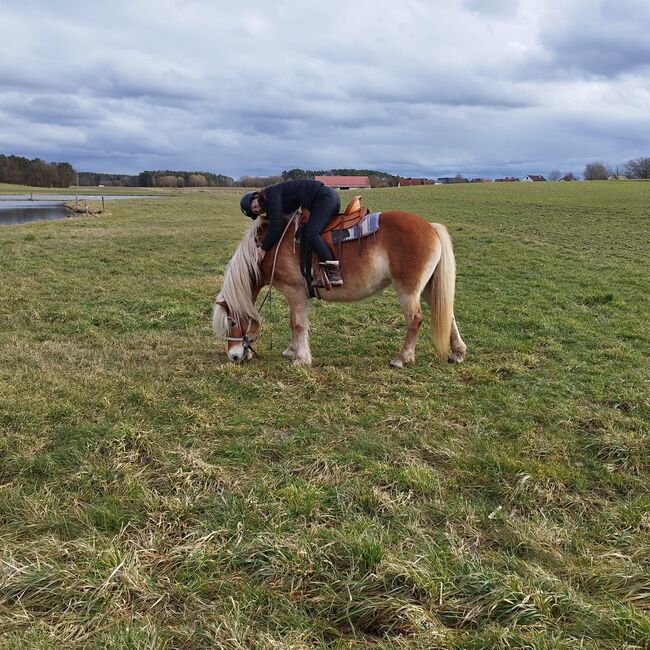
[320,260,343,287]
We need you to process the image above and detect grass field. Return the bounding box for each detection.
[1,181,648,648]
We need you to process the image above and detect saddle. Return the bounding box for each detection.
[299,195,370,258]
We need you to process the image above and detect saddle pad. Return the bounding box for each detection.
[331,212,381,245]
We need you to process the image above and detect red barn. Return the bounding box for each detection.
[315,175,371,190]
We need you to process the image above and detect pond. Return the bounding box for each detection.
[0,194,160,226]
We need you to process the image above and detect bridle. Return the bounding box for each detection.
[214,209,299,363]
[226,314,260,358]
[215,298,260,362]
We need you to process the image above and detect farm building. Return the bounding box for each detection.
[437,177,469,184]
[522,175,547,182]
[398,177,435,186]
[315,175,371,190]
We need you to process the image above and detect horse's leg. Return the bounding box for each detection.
[282,344,296,358]
[282,317,301,359]
[448,317,467,363]
[284,288,312,365]
[390,292,424,368]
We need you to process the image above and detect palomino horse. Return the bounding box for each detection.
[212,210,467,367]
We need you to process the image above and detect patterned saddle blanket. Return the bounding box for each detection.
[331,211,381,245]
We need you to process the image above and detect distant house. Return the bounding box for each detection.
[495,177,519,182]
[522,175,547,182]
[608,174,628,180]
[315,175,371,190]
[437,176,469,184]
[559,175,577,181]
[398,177,435,186]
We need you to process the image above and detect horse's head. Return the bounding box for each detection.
[212,298,261,363]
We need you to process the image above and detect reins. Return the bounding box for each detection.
[255,209,300,352]
[217,210,300,362]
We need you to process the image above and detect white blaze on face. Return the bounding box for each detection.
[227,342,246,363]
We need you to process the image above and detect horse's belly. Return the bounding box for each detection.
[321,248,390,303]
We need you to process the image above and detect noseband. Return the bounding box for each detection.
[224,313,260,360]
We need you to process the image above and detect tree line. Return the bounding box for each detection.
[79,170,236,188]
[0,154,75,188]
[281,168,400,188]
[584,157,650,180]
[4,152,649,189]
[0,154,239,188]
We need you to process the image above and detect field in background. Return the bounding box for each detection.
[1,181,648,648]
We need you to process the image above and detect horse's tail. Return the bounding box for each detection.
[429,223,455,357]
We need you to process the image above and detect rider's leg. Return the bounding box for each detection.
[304,187,340,262]
[305,188,343,286]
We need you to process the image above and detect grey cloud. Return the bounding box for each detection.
[1,0,649,178]
[462,0,521,18]
[0,93,101,127]
[546,34,650,78]
[537,3,650,78]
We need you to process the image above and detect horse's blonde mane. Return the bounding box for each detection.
[212,220,264,336]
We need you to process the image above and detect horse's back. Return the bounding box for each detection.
[376,210,440,261]
[379,210,437,234]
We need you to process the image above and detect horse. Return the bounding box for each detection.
[212,209,467,367]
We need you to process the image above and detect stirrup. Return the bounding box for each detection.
[320,260,343,287]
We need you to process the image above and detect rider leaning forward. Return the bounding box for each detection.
[239,179,344,286]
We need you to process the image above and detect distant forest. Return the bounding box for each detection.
[80,167,400,188]
[81,170,236,188]
[0,155,410,188]
[0,154,402,189]
[281,168,400,188]
[0,154,236,188]
[0,154,75,188]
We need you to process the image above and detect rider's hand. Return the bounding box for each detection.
[257,247,266,264]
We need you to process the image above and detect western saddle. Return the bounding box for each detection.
[299,195,369,258]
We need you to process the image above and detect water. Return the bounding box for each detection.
[0,194,160,226]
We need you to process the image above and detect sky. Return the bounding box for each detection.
[1,0,649,180]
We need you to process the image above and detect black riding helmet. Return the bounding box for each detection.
[240,191,258,219]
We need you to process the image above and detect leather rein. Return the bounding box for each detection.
[217,209,299,362]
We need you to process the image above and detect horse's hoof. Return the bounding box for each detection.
[282,347,296,358]
[390,358,404,369]
[293,356,312,366]
[448,353,465,363]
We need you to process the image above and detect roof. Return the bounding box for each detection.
[315,175,371,188]
[398,177,435,186]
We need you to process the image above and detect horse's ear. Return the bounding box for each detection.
[213,297,228,309]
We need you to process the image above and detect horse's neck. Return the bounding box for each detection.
[259,221,302,285]
[254,222,267,246]
[250,279,263,301]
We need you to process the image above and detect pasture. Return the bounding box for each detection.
[1,181,648,648]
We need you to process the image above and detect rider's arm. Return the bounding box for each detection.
[260,186,284,251]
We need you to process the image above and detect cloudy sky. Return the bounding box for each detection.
[1,0,649,179]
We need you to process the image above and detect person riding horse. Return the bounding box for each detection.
[239,179,343,286]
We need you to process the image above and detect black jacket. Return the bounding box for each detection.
[260,180,325,251]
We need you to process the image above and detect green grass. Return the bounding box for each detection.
[1,181,648,648]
